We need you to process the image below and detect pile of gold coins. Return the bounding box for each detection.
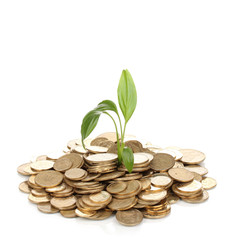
[18,132,217,226]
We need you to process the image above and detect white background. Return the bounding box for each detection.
[0,1,229,239]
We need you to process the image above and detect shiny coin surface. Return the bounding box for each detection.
[184,165,208,176]
[86,146,108,153]
[89,191,111,203]
[90,137,108,146]
[35,170,63,188]
[108,197,137,211]
[166,192,180,204]
[107,182,127,194]
[37,202,59,213]
[65,168,87,180]
[180,149,205,164]
[60,209,76,218]
[46,183,66,192]
[51,196,76,209]
[116,209,143,226]
[150,174,172,187]
[133,153,149,164]
[30,160,54,171]
[177,180,202,193]
[19,181,31,193]
[94,171,125,181]
[59,153,84,169]
[85,153,118,163]
[75,208,96,218]
[168,168,194,182]
[53,158,72,172]
[72,145,88,154]
[138,189,167,202]
[117,180,141,196]
[140,179,151,190]
[201,177,217,190]
[150,153,175,171]
[31,189,48,197]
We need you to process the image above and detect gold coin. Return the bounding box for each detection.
[108,197,137,211]
[28,193,51,204]
[172,161,184,168]
[138,189,167,202]
[116,209,143,226]
[150,153,175,171]
[45,183,66,193]
[177,180,202,193]
[60,209,76,218]
[86,146,108,153]
[193,172,203,182]
[182,190,209,203]
[75,208,96,218]
[114,173,143,181]
[150,174,172,187]
[50,196,76,210]
[59,153,84,169]
[85,153,118,163]
[168,168,194,182]
[53,158,72,172]
[30,160,54,171]
[116,180,141,196]
[140,179,151,190]
[133,153,149,164]
[90,137,108,146]
[36,155,48,161]
[180,149,205,164]
[201,177,217,190]
[67,139,78,149]
[99,140,114,148]
[107,182,127,194]
[94,171,125,181]
[82,173,101,182]
[89,191,111,203]
[96,132,119,142]
[37,202,59,213]
[72,145,88,154]
[19,181,31,193]
[86,209,113,220]
[184,165,208,176]
[31,189,48,197]
[65,168,87,180]
[17,163,38,175]
[35,170,63,188]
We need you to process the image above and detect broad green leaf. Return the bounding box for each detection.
[117,69,137,123]
[81,100,120,148]
[81,110,100,148]
[122,147,134,173]
[97,100,119,114]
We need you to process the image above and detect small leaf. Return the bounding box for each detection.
[117,69,137,123]
[81,100,120,148]
[81,110,100,148]
[122,147,134,173]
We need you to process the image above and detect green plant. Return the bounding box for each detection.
[80,69,137,172]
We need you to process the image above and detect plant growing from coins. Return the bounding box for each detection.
[81,69,137,172]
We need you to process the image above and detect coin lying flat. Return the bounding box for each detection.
[94,171,125,181]
[19,181,31,193]
[30,160,54,171]
[75,208,96,218]
[201,177,217,190]
[180,149,205,164]
[177,180,202,193]
[116,209,143,226]
[37,202,59,213]
[46,183,66,193]
[86,146,108,153]
[150,153,175,171]
[108,197,137,211]
[17,163,38,175]
[150,174,172,187]
[138,189,167,202]
[53,158,72,172]
[89,191,111,203]
[65,168,87,180]
[59,153,84,169]
[168,168,194,182]
[90,137,108,146]
[184,165,208,176]
[107,182,127,194]
[51,196,76,210]
[31,189,48,197]
[28,193,51,204]
[182,190,209,203]
[35,170,63,188]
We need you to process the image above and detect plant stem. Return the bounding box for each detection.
[103,112,122,163]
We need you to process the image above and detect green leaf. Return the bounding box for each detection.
[97,100,119,114]
[81,100,120,148]
[122,147,134,173]
[81,110,101,148]
[117,69,137,123]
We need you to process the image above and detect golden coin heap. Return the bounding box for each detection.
[17,132,217,226]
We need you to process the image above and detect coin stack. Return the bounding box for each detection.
[18,132,217,226]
